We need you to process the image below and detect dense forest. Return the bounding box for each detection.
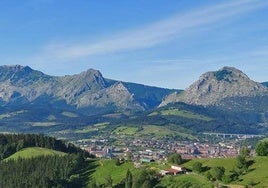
[0,154,86,188]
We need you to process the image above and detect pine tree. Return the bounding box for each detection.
[125,169,133,188]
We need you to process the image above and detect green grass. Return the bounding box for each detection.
[111,124,196,140]
[93,122,109,128]
[30,122,58,127]
[75,127,97,133]
[89,157,268,187]
[261,137,268,142]
[141,125,173,136]
[61,111,78,118]
[158,174,213,188]
[183,157,268,188]
[0,110,26,119]
[5,147,66,160]
[112,126,139,135]
[160,109,213,121]
[142,161,170,171]
[148,111,159,116]
[141,125,196,140]
[75,122,109,133]
[183,157,237,171]
[239,157,268,187]
[89,159,213,187]
[90,159,137,185]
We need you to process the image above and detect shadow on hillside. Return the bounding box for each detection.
[202,166,211,172]
[247,168,255,173]
[77,159,98,187]
[250,181,260,186]
[182,159,191,163]
[247,159,255,167]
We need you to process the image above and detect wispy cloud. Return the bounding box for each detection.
[143,45,268,73]
[28,0,268,63]
[136,45,268,88]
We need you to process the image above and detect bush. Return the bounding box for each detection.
[210,166,225,181]
[167,153,183,165]
[255,141,268,156]
[192,162,202,173]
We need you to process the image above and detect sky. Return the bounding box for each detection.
[1,0,268,89]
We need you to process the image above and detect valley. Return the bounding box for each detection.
[3,1,268,187]
[0,65,267,187]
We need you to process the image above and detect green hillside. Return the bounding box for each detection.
[183,157,268,187]
[152,108,213,121]
[88,159,213,188]
[0,133,92,188]
[5,147,66,160]
[90,159,138,185]
[183,157,237,171]
[83,156,268,188]
[157,174,213,188]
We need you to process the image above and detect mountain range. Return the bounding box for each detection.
[0,65,176,114]
[0,65,267,136]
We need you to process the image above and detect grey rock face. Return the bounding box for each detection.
[0,65,172,113]
[161,67,268,106]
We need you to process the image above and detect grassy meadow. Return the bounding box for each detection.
[5,147,66,160]
[183,157,268,187]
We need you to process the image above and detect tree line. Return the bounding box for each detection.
[0,154,85,188]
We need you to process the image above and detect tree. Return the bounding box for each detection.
[236,155,248,175]
[126,152,132,161]
[16,139,24,151]
[222,174,231,184]
[210,166,225,181]
[205,171,212,181]
[133,169,156,188]
[105,175,113,188]
[192,162,202,173]
[140,180,152,188]
[115,158,121,166]
[167,153,183,165]
[125,169,133,188]
[239,147,250,158]
[255,141,268,156]
[88,178,98,188]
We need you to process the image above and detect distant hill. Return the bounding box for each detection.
[262,82,268,87]
[124,102,266,134]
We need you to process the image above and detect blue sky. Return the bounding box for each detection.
[1,0,268,89]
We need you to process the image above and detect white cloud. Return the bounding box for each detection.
[28,0,268,63]
[137,45,268,88]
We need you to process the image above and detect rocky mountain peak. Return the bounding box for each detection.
[79,68,107,89]
[0,64,174,114]
[1,64,26,70]
[0,65,48,84]
[0,65,34,74]
[211,66,249,82]
[161,67,268,106]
